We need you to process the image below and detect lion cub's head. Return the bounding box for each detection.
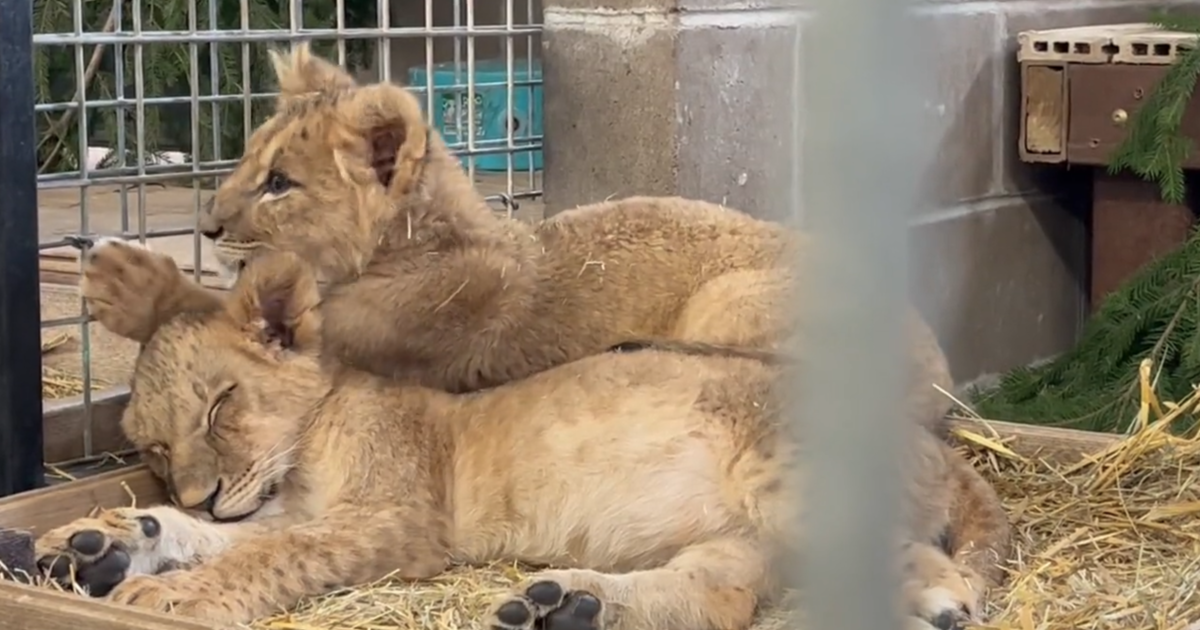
[120,251,327,522]
[200,43,431,284]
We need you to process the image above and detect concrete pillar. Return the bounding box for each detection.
[540,2,802,223]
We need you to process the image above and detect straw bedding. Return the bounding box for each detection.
[20,358,1200,630]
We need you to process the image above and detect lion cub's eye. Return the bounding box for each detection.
[207,384,238,432]
[263,170,294,196]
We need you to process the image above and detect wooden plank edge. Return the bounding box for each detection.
[0,465,162,534]
[949,417,1119,463]
[43,386,133,465]
[0,580,217,630]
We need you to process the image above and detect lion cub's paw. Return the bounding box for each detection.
[35,507,163,596]
[80,237,180,341]
[490,579,604,630]
[901,542,984,630]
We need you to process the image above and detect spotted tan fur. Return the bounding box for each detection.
[40,246,1012,630]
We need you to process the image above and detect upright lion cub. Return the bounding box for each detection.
[43,247,1010,630]
[82,43,958,431]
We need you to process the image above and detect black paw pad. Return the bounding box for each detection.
[495,601,532,627]
[930,610,965,630]
[38,542,131,597]
[526,580,565,607]
[37,554,74,579]
[545,591,603,630]
[67,530,107,556]
[74,545,131,597]
[137,516,161,539]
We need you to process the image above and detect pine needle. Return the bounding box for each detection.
[1108,11,1200,204]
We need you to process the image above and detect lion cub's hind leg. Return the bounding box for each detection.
[488,537,769,630]
[671,269,793,350]
[901,541,986,630]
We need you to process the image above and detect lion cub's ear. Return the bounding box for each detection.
[268,42,358,110]
[226,251,322,355]
[336,83,430,198]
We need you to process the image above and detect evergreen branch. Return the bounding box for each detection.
[1152,11,1200,35]
[1107,10,1200,204]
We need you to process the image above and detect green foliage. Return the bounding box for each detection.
[1108,10,1200,204]
[34,0,378,175]
[970,224,1200,434]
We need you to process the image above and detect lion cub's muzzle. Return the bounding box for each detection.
[207,481,282,524]
[209,234,262,279]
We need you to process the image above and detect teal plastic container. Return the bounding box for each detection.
[407,58,543,172]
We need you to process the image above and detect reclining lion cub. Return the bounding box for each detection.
[41,247,1010,630]
[81,42,956,430]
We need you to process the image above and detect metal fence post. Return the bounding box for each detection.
[791,0,933,627]
[0,0,45,497]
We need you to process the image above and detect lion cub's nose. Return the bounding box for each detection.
[201,226,224,240]
[177,482,221,516]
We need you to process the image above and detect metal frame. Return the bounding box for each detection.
[0,0,46,497]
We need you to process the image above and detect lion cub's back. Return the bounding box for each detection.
[536,196,798,280]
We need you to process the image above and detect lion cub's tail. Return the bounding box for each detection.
[607,339,797,366]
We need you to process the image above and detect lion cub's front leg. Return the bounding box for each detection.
[95,504,448,625]
[35,505,248,596]
[80,238,223,344]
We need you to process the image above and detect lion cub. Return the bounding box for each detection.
[83,43,958,431]
[40,245,1010,630]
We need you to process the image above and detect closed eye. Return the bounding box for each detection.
[148,443,170,462]
[145,444,171,478]
[206,384,238,433]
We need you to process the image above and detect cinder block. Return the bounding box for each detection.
[676,20,801,222]
[1016,23,1199,66]
[908,196,1086,383]
[541,21,680,209]
[542,5,803,221]
[909,10,1001,209]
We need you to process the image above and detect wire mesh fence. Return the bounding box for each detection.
[21,0,545,474]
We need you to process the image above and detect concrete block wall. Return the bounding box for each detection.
[539,0,1182,386]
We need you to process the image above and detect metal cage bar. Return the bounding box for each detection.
[22,0,544,472]
[791,0,935,626]
[0,0,45,497]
